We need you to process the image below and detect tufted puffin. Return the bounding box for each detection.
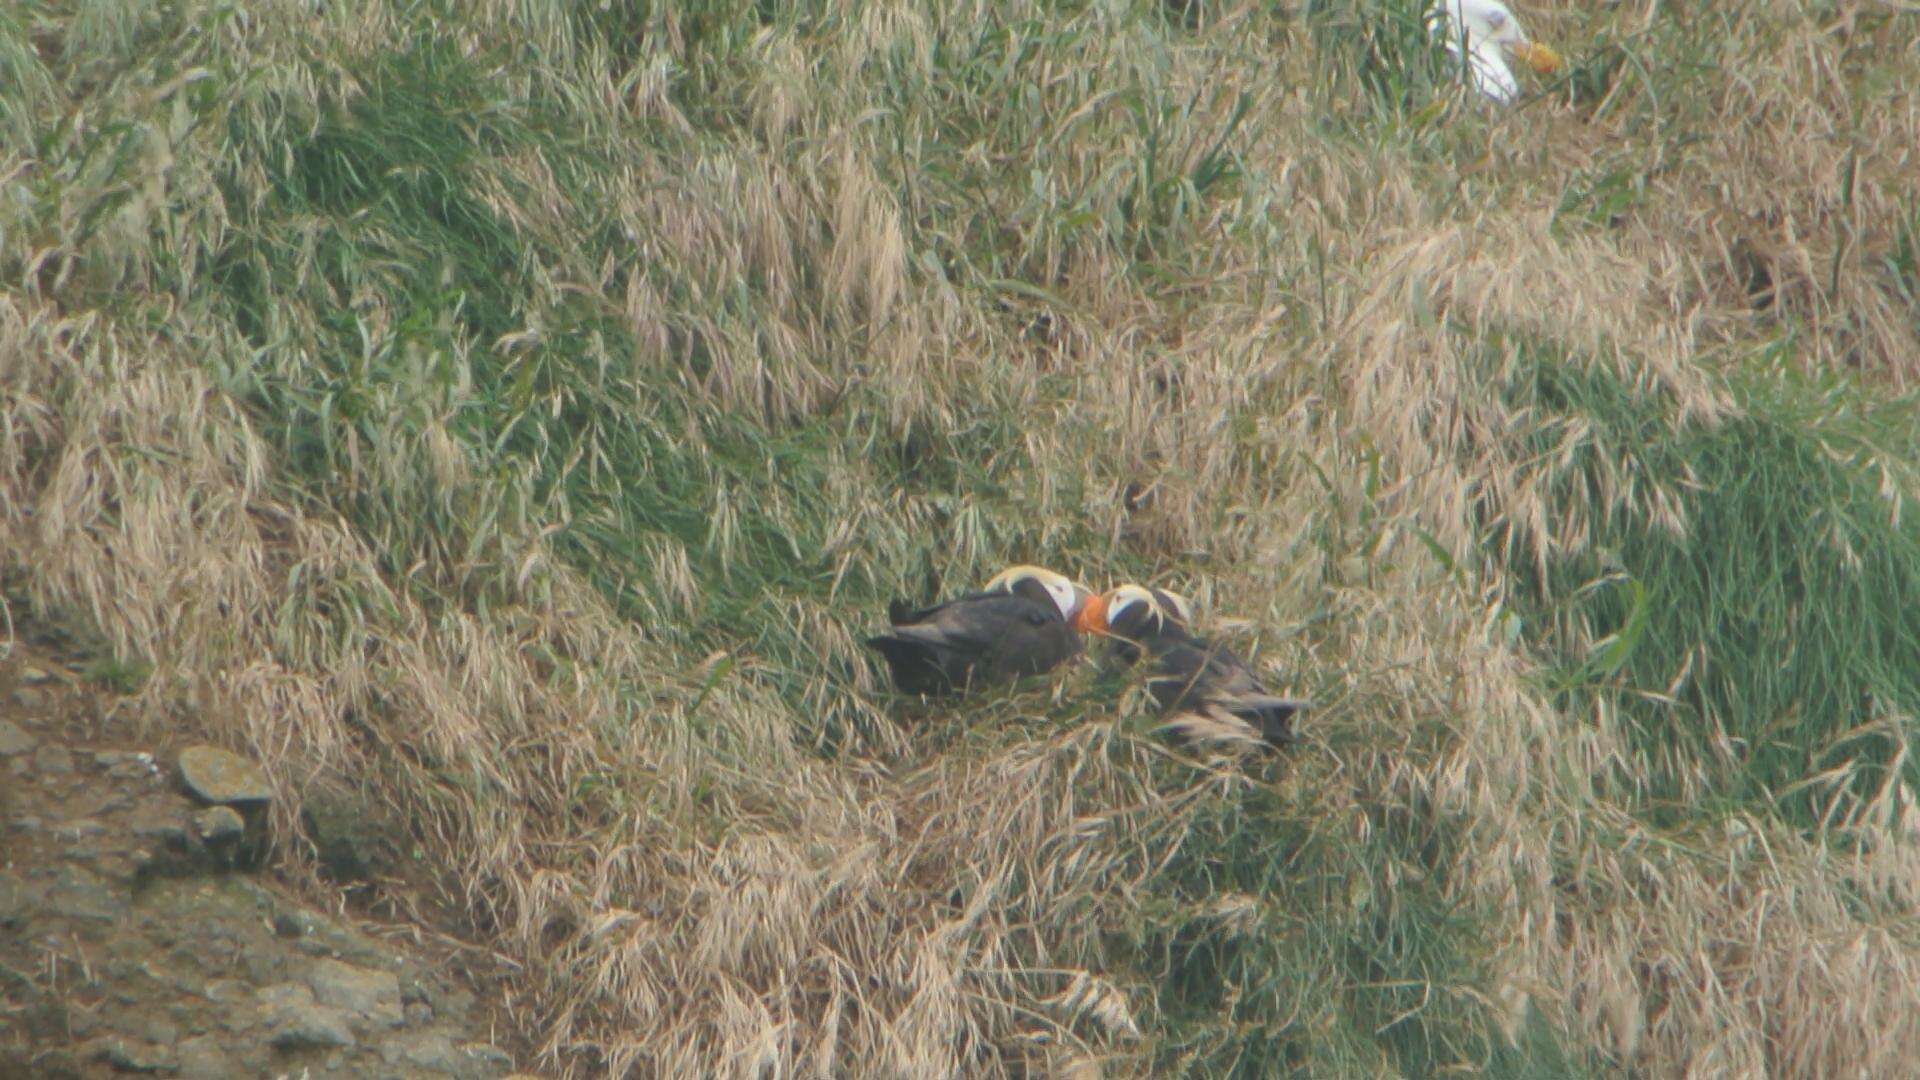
[865,565,1091,695]
[1073,583,1306,750]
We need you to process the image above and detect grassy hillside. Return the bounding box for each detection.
[5,0,1920,1074]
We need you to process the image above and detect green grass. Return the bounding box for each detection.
[1496,345,1920,829]
[1124,782,1598,1076]
[193,4,1260,750]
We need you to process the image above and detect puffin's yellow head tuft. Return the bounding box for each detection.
[1076,583,1188,635]
[1154,587,1196,624]
[984,564,1084,620]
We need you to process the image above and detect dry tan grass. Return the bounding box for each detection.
[5,0,1920,1075]
[1537,1,1920,382]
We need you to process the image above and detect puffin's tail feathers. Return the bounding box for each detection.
[1160,697,1306,752]
[864,634,951,696]
[1235,694,1307,747]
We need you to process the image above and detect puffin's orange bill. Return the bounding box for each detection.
[1070,593,1108,635]
[1511,41,1563,75]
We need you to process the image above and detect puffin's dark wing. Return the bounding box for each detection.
[887,576,1056,627]
[864,634,959,695]
[975,599,1082,685]
[888,592,1051,649]
[1103,604,1199,668]
[1139,637,1218,710]
[867,589,1077,695]
[887,593,970,627]
[1146,636,1305,750]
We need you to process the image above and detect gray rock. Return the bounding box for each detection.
[10,687,45,709]
[234,1044,271,1075]
[0,720,33,756]
[259,982,357,1050]
[91,1036,176,1072]
[0,879,27,927]
[5,1047,80,1076]
[301,787,391,882]
[20,664,53,684]
[96,750,161,781]
[274,909,322,938]
[458,1042,516,1075]
[67,1003,101,1036]
[257,982,313,1010]
[220,1007,256,1034]
[405,1000,435,1026]
[176,745,272,805]
[243,949,282,984]
[267,1005,356,1050]
[54,817,109,840]
[132,818,190,846]
[381,1032,456,1070]
[308,957,403,1027]
[201,978,250,1005]
[32,743,74,775]
[48,865,126,922]
[90,851,147,884]
[112,760,157,781]
[175,1034,234,1080]
[9,758,26,778]
[143,1017,181,1046]
[445,987,478,1017]
[193,805,246,843]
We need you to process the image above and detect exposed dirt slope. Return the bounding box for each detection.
[0,631,532,1079]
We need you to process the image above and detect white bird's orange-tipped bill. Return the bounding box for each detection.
[1509,40,1563,75]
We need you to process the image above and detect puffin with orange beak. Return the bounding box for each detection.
[1073,584,1307,751]
[1428,0,1564,106]
[866,565,1092,695]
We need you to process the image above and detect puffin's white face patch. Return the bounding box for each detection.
[1042,578,1079,620]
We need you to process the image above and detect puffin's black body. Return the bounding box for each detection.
[1101,590,1305,749]
[866,577,1082,695]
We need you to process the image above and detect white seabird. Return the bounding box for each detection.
[1428,0,1564,105]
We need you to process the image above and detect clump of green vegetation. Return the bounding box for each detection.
[1495,347,1920,828]
[83,654,152,695]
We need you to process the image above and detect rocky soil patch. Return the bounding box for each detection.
[0,643,535,1079]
